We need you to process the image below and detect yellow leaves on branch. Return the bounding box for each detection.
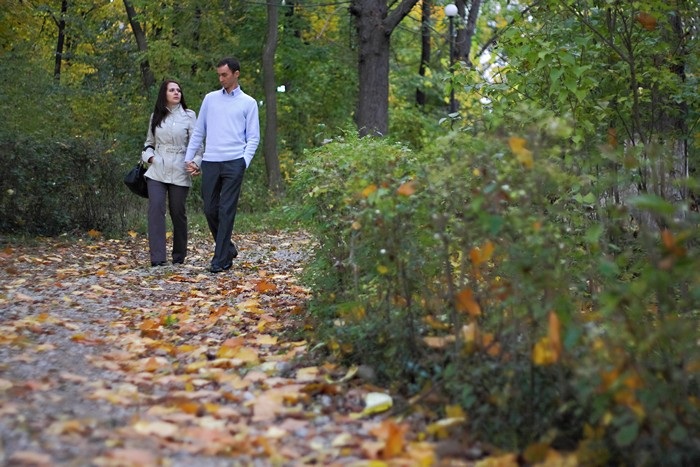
[508,136,533,169]
[532,311,562,366]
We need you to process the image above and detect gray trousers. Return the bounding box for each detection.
[146,178,190,263]
[201,158,246,268]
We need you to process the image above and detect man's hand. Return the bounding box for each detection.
[185,161,201,176]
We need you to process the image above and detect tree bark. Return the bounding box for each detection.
[416,0,431,108]
[456,0,482,66]
[53,0,68,83]
[263,0,283,195]
[351,0,420,137]
[123,0,155,90]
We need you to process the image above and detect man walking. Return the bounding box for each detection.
[185,57,260,273]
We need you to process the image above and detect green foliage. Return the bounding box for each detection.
[290,119,700,463]
[0,132,144,235]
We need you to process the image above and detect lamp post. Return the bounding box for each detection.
[444,3,458,114]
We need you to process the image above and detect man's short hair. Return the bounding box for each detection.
[217,57,240,73]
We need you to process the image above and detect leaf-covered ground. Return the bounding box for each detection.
[0,231,464,467]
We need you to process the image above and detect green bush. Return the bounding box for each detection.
[0,134,144,236]
[290,128,700,464]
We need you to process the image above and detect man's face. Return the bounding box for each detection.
[218,65,239,92]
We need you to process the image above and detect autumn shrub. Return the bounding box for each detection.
[291,128,700,464]
[0,133,144,236]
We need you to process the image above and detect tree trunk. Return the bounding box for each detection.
[122,0,155,90]
[263,1,283,195]
[456,0,482,66]
[351,0,420,137]
[53,0,68,83]
[416,0,431,108]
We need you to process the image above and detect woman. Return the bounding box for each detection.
[142,79,202,267]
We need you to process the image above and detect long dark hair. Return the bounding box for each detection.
[151,79,189,136]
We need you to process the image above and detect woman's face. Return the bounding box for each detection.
[165,83,182,107]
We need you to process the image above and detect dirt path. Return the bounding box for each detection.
[0,231,440,466]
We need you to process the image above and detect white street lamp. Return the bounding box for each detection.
[444,4,458,114]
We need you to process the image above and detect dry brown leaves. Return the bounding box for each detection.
[0,231,467,466]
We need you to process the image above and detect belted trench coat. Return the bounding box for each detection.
[141,105,203,187]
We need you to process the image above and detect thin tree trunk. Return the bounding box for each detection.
[416,0,431,108]
[123,0,155,90]
[53,0,68,82]
[456,0,482,66]
[263,1,283,195]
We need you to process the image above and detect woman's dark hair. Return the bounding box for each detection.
[151,79,188,136]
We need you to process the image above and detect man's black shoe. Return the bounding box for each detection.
[210,262,232,273]
[151,261,166,267]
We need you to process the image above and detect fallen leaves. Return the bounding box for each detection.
[0,231,450,465]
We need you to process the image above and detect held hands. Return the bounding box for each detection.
[185,161,201,176]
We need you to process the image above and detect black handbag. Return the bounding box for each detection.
[124,161,148,198]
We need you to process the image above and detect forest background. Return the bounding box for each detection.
[1,0,699,464]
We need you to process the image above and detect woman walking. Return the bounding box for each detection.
[142,79,202,267]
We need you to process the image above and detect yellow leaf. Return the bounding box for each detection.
[325,365,359,384]
[425,417,466,439]
[234,346,259,363]
[508,136,534,169]
[87,229,102,239]
[377,264,389,275]
[127,230,138,238]
[533,337,558,365]
[256,334,278,345]
[461,322,478,344]
[351,392,393,418]
[362,184,378,198]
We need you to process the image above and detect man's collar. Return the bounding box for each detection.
[221,86,241,96]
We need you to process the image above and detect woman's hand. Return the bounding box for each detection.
[185,161,200,176]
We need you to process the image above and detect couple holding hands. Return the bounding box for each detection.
[141,57,259,273]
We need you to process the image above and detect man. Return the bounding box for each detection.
[184,57,260,273]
